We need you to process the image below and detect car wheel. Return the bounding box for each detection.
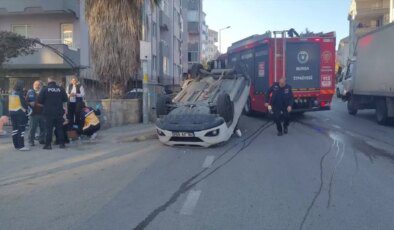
[347,97,357,115]
[217,93,234,123]
[375,98,389,125]
[156,95,171,116]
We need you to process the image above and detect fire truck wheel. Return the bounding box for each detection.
[217,93,234,123]
[375,98,389,125]
[347,97,358,115]
[156,95,171,116]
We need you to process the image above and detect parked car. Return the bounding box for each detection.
[155,66,250,147]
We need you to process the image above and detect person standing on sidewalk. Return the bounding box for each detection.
[265,77,294,136]
[66,77,85,129]
[26,80,45,146]
[38,77,68,149]
[8,80,30,151]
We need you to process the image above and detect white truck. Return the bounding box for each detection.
[343,23,394,125]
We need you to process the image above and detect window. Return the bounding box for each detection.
[12,25,32,37]
[187,11,199,22]
[345,63,354,80]
[160,0,170,16]
[188,52,198,62]
[152,22,157,37]
[152,55,157,71]
[61,24,74,47]
[163,56,169,75]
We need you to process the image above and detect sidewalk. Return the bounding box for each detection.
[0,122,156,147]
[0,122,158,185]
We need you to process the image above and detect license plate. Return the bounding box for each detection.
[172,132,194,137]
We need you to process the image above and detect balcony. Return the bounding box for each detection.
[2,42,80,70]
[352,0,390,21]
[0,0,79,18]
[188,22,200,34]
[188,43,199,52]
[160,10,170,32]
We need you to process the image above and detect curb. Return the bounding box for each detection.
[115,127,157,143]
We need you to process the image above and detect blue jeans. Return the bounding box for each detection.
[29,114,45,144]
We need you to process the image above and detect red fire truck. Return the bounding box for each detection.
[224,30,336,115]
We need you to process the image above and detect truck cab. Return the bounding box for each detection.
[342,59,355,100]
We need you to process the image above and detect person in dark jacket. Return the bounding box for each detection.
[8,80,30,151]
[26,80,45,146]
[76,102,101,140]
[265,77,294,136]
[38,77,68,149]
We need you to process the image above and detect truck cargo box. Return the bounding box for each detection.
[354,23,394,97]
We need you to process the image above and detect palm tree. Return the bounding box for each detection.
[85,0,160,98]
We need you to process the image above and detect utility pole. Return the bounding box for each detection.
[390,0,393,23]
[140,41,151,124]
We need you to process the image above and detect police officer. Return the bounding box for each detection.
[8,80,30,151]
[38,77,68,149]
[26,80,45,146]
[265,77,294,136]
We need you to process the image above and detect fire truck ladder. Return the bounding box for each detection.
[273,31,288,82]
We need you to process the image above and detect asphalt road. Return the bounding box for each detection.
[1,98,394,230]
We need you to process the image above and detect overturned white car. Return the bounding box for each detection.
[155,67,250,147]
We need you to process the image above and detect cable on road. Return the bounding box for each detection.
[133,120,273,230]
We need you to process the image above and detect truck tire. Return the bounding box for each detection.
[375,98,389,125]
[156,95,171,116]
[217,93,234,123]
[347,97,358,115]
[243,97,253,116]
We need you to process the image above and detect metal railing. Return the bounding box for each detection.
[35,39,78,51]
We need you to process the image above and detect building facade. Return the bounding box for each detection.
[348,0,394,57]
[201,28,219,63]
[181,0,204,73]
[136,0,184,88]
[0,0,91,92]
[337,37,350,68]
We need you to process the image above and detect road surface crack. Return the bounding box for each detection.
[299,142,333,230]
[133,121,273,230]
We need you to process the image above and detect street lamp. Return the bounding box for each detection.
[219,26,231,54]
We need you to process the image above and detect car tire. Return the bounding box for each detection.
[217,93,234,123]
[375,98,389,125]
[347,97,357,115]
[156,95,171,116]
[243,97,253,116]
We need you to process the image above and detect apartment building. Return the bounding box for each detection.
[0,0,97,94]
[337,37,350,68]
[181,0,204,73]
[202,28,219,63]
[348,0,394,56]
[0,0,185,97]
